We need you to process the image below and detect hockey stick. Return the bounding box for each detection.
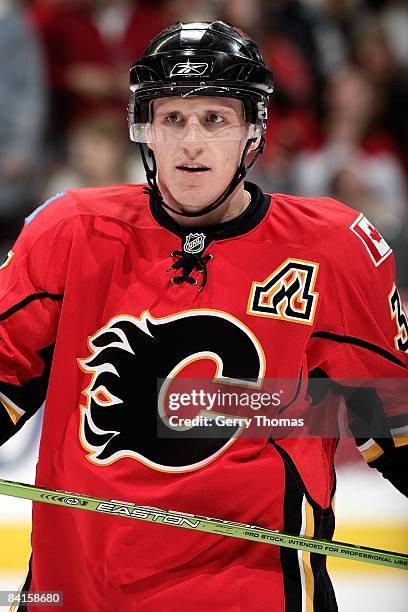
[0,478,406,571]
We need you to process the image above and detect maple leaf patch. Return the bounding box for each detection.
[349,214,392,267]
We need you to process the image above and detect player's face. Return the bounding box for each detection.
[149,97,251,213]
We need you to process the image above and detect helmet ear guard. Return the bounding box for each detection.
[129,21,274,218]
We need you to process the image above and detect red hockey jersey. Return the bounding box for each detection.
[0,182,407,611]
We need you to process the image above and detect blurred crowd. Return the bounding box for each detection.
[1,0,407,287]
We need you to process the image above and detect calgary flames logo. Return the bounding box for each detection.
[78,311,264,472]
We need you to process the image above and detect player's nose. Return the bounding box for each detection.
[179,115,206,144]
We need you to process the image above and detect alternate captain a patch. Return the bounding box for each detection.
[247,258,319,325]
[350,213,392,267]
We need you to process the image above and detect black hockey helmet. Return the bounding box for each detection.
[129,21,273,138]
[128,21,274,218]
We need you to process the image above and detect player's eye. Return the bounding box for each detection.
[207,113,224,124]
[166,113,183,124]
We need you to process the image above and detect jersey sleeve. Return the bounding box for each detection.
[0,198,73,446]
[306,213,408,495]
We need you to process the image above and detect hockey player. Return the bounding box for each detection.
[0,21,407,611]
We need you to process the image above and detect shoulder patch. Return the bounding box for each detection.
[349,213,392,267]
[25,192,66,225]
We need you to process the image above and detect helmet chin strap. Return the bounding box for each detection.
[139,136,265,219]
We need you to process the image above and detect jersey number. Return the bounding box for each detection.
[389,285,408,352]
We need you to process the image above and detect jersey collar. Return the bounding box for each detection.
[148,181,270,242]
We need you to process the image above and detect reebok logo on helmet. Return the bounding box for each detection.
[170,60,209,76]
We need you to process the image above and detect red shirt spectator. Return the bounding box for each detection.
[28,0,169,128]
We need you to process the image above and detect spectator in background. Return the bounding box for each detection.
[379,0,408,69]
[351,15,408,176]
[235,0,346,193]
[43,112,145,198]
[28,0,169,138]
[165,0,218,21]
[0,0,46,255]
[293,65,408,282]
[221,0,261,36]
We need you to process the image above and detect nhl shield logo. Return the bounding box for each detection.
[184,233,206,254]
